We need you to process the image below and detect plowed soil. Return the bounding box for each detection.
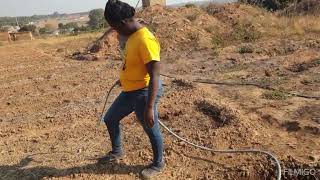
[1,3,319,180]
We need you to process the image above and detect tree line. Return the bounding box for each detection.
[239,0,301,11]
[0,9,107,34]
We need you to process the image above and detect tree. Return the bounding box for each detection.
[39,27,51,34]
[58,23,64,29]
[238,0,297,10]
[52,12,60,17]
[64,22,79,29]
[58,22,80,34]
[88,9,106,29]
[79,25,91,32]
[19,25,37,33]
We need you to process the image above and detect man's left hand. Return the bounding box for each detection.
[144,107,155,128]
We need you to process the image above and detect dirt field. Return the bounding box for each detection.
[1,4,320,180]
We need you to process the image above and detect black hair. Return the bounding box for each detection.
[104,0,136,24]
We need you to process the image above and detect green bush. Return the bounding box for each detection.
[39,27,50,34]
[79,25,91,32]
[185,3,196,8]
[238,45,254,53]
[238,0,296,11]
[59,22,79,30]
[19,25,37,33]
[88,9,107,29]
[262,90,288,100]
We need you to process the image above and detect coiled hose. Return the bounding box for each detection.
[99,81,281,180]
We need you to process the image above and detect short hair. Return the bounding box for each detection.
[104,0,135,24]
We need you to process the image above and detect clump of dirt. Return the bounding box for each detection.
[171,79,194,90]
[287,58,320,72]
[304,126,320,135]
[78,4,263,58]
[88,42,104,53]
[312,117,320,124]
[56,48,64,53]
[71,51,98,61]
[296,105,320,119]
[195,100,237,127]
[70,31,120,61]
[282,121,301,132]
[136,5,217,52]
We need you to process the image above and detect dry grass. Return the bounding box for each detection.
[34,33,101,52]
[211,35,225,48]
[268,15,320,37]
[202,3,319,48]
[231,5,320,38]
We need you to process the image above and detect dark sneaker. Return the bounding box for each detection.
[141,161,165,179]
[97,151,125,164]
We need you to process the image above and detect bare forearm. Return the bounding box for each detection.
[146,61,160,109]
[147,75,159,109]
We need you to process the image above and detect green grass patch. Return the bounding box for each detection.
[211,35,225,56]
[262,90,288,100]
[211,35,225,48]
[238,45,254,54]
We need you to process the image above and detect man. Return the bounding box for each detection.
[99,0,164,178]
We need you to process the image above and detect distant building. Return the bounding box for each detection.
[1,25,20,33]
[142,0,166,7]
[0,25,12,32]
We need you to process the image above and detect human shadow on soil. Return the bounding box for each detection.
[0,155,144,180]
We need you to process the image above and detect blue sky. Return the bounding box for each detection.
[0,0,235,17]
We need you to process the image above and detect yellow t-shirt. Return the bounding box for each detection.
[120,27,160,92]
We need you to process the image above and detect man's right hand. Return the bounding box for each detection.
[116,80,121,86]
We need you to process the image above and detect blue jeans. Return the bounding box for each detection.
[103,83,163,167]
